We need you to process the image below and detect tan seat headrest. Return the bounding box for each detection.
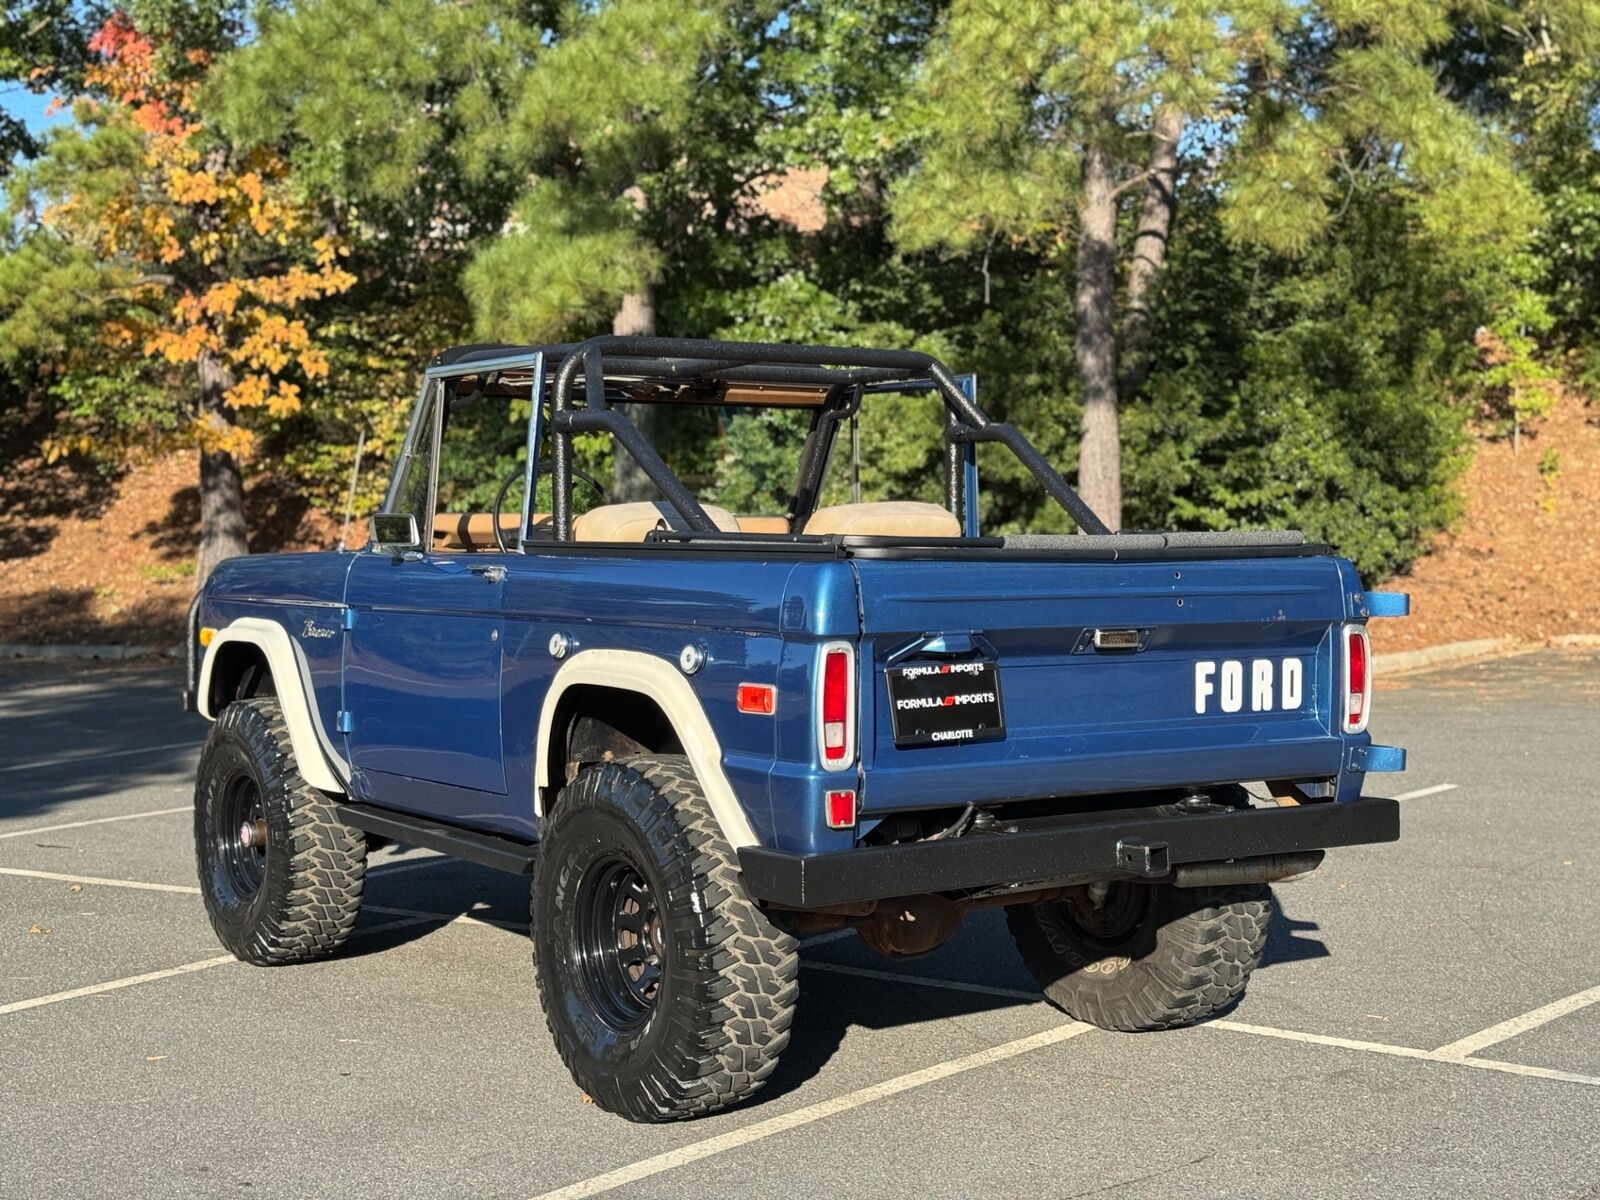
[735,515,790,534]
[802,501,962,538]
[572,500,741,543]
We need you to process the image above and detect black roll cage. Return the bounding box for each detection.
[400,335,1111,547]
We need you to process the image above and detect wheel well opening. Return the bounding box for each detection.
[207,642,276,714]
[544,685,683,811]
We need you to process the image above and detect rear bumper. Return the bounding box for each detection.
[737,796,1399,909]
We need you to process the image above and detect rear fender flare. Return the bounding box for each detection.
[534,649,758,849]
[198,617,349,794]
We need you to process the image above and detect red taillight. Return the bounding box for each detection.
[825,789,857,829]
[1343,624,1371,733]
[736,683,776,715]
[817,642,855,769]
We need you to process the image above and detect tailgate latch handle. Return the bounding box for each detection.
[1116,838,1170,877]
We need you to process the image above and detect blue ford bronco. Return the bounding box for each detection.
[184,336,1407,1121]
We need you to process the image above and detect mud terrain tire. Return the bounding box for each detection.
[195,697,366,964]
[1007,882,1270,1031]
[532,755,799,1122]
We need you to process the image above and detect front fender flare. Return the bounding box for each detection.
[534,649,759,849]
[198,617,349,794]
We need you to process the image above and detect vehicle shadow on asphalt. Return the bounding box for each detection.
[1261,906,1331,967]
[344,866,1333,1107]
[0,664,206,824]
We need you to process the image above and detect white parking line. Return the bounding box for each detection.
[527,1020,1096,1200]
[0,806,191,841]
[0,910,450,1018]
[0,866,200,894]
[0,865,527,932]
[1211,1019,1600,1087]
[0,955,236,1016]
[0,740,200,775]
[1433,983,1600,1059]
[805,960,1039,1001]
[368,854,449,877]
[1392,783,1460,801]
[9,864,1596,1095]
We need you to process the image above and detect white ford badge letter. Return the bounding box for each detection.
[1194,661,1216,714]
[1196,658,1304,714]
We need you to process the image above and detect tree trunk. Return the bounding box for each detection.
[195,349,248,588]
[1119,107,1183,395]
[1074,138,1122,531]
[610,287,659,503]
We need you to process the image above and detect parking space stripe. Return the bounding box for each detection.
[0,866,200,894]
[10,862,1595,1096]
[805,960,1040,1001]
[1432,984,1600,1059]
[1392,783,1460,800]
[0,867,527,931]
[1212,1019,1600,1087]
[1451,1056,1600,1087]
[526,1021,1096,1200]
[0,806,191,841]
[1210,1019,1437,1061]
[0,910,450,1019]
[0,740,199,775]
[0,955,236,1016]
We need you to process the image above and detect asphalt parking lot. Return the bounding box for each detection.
[2,649,1598,1199]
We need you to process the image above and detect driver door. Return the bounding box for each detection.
[342,378,522,813]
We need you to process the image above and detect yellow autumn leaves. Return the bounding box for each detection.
[52,25,360,464]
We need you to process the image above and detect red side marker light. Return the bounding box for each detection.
[737,683,776,715]
[825,789,857,829]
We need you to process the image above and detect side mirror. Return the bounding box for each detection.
[370,512,421,550]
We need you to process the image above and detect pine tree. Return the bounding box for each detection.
[890,0,1572,530]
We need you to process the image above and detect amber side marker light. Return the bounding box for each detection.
[736,683,776,715]
[199,627,216,647]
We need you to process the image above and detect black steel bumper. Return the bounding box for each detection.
[737,796,1399,909]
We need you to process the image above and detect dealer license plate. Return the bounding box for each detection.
[885,660,1006,748]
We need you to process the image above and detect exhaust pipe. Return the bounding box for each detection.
[1172,850,1324,888]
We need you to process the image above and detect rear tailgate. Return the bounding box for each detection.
[853,554,1351,815]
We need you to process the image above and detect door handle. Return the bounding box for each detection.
[467,564,506,583]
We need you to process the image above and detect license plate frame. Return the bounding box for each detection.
[885,659,1006,749]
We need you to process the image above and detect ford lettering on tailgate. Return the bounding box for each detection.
[1194,658,1304,715]
[886,660,1006,747]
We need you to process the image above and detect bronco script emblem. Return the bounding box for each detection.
[301,620,338,640]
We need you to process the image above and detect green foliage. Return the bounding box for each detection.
[1121,196,1476,578]
[1474,287,1561,437]
[5,0,1599,585]
[0,1,107,171]
[463,181,661,342]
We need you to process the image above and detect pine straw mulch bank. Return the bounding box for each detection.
[1370,393,1600,655]
[0,396,1595,652]
[0,448,338,647]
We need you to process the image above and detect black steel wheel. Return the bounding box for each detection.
[194,697,367,965]
[572,853,664,1032]
[532,755,799,1122]
[207,769,269,906]
[1007,881,1271,1032]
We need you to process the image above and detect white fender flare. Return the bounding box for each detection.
[535,649,759,849]
[198,617,349,794]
